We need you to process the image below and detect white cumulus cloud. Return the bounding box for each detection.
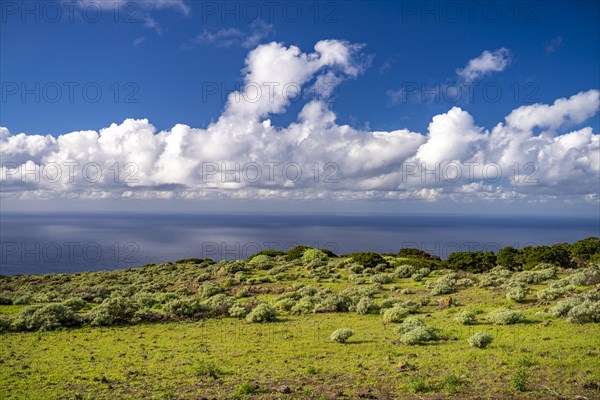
[1,40,598,204]
[457,48,512,82]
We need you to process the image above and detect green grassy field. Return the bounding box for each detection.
[1,246,599,399]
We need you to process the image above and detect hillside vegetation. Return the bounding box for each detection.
[0,238,599,399]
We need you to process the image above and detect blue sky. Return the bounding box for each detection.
[0,0,599,215]
[2,0,598,134]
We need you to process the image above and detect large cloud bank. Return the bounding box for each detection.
[1,40,599,203]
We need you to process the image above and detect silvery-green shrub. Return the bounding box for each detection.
[329,328,354,344]
[468,332,493,348]
[454,311,476,325]
[487,308,525,325]
[246,303,276,323]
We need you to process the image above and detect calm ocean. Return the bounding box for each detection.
[1,213,598,276]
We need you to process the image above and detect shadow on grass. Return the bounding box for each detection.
[346,339,377,344]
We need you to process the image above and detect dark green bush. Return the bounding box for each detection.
[319,248,338,258]
[445,251,496,273]
[398,248,439,260]
[0,315,12,332]
[248,250,285,260]
[176,258,204,264]
[350,252,388,269]
[570,237,600,261]
[285,246,311,261]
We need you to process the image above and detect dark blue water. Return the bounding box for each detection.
[0,213,598,276]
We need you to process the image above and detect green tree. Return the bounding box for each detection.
[497,246,522,270]
[445,251,496,273]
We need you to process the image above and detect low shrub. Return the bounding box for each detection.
[291,297,318,314]
[514,266,556,284]
[428,273,461,295]
[431,282,454,295]
[329,328,354,344]
[348,264,364,274]
[247,255,272,269]
[285,246,311,261]
[468,332,493,348]
[487,308,525,325]
[134,292,158,308]
[0,315,11,332]
[0,296,13,305]
[398,300,420,313]
[454,311,476,325]
[13,294,33,305]
[355,297,377,315]
[399,326,437,345]
[163,297,208,318]
[418,296,431,306]
[477,267,512,288]
[536,280,576,301]
[568,265,600,286]
[302,249,328,262]
[132,307,162,323]
[315,294,351,313]
[229,302,251,318]
[235,382,259,396]
[395,264,417,278]
[62,297,89,312]
[247,250,285,260]
[275,298,296,312]
[382,306,410,323]
[246,303,276,323]
[395,316,426,335]
[199,283,222,299]
[566,300,600,323]
[511,369,528,392]
[379,298,401,309]
[550,296,583,317]
[193,360,223,378]
[204,294,235,315]
[370,273,394,284]
[506,287,528,303]
[411,273,425,282]
[12,304,79,332]
[87,296,139,326]
[155,292,178,304]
